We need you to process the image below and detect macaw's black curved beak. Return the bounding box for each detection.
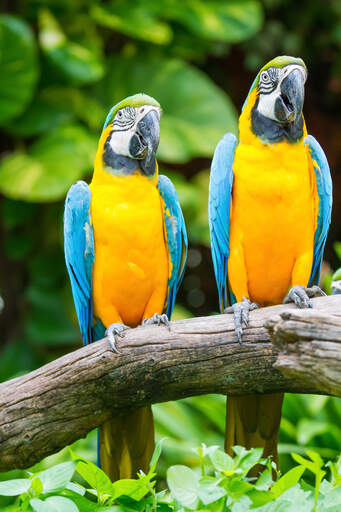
[130,109,160,169]
[275,68,305,123]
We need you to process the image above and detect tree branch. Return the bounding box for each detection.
[0,295,340,471]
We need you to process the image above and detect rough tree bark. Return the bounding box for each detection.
[0,295,340,471]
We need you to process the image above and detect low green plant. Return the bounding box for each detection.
[0,441,340,512]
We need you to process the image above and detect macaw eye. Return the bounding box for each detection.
[118,111,122,117]
[261,71,269,82]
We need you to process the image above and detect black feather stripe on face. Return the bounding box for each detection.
[258,67,280,95]
[112,106,136,131]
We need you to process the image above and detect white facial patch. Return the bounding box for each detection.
[108,105,161,158]
[257,64,307,121]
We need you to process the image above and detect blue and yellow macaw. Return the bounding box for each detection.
[209,56,332,468]
[64,93,187,480]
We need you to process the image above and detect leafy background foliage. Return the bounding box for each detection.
[0,0,340,503]
[1,441,341,511]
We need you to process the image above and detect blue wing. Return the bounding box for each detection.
[208,133,237,311]
[158,174,188,319]
[305,135,333,287]
[64,181,95,345]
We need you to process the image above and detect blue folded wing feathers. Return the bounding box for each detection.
[64,181,94,345]
[158,174,188,319]
[305,135,332,287]
[208,133,237,310]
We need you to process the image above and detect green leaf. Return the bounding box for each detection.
[0,15,38,125]
[148,437,167,475]
[31,477,43,497]
[167,0,264,43]
[198,476,227,505]
[91,2,172,45]
[0,478,31,496]
[4,94,73,137]
[30,498,51,512]
[272,465,306,498]
[0,124,96,201]
[36,461,76,493]
[167,465,200,510]
[39,9,104,85]
[31,496,79,512]
[98,54,238,163]
[44,497,79,512]
[70,451,113,495]
[291,453,320,474]
[332,268,341,281]
[111,478,150,501]
[238,448,264,472]
[207,446,235,473]
[65,482,86,496]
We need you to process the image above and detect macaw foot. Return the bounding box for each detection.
[142,313,170,330]
[283,285,326,309]
[224,297,258,344]
[105,323,130,354]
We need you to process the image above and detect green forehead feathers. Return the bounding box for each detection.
[242,56,307,111]
[102,93,160,132]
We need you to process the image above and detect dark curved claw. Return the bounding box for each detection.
[224,297,258,344]
[283,285,325,309]
[105,323,130,353]
[142,313,170,330]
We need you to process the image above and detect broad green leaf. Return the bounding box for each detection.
[31,496,79,512]
[91,2,172,45]
[238,448,263,472]
[226,478,253,500]
[30,499,51,512]
[4,95,73,137]
[0,15,38,125]
[167,0,264,43]
[0,124,96,201]
[39,9,104,85]
[207,446,234,473]
[167,465,200,510]
[272,465,305,498]
[111,478,150,501]
[0,478,31,496]
[254,469,273,491]
[44,497,79,512]
[318,487,341,511]
[36,461,76,493]
[66,482,86,496]
[98,54,237,163]
[70,451,113,495]
[198,476,227,505]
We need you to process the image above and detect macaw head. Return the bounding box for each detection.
[242,56,307,143]
[98,93,161,176]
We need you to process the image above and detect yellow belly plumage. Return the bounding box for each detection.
[89,173,169,328]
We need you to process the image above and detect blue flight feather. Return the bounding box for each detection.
[305,135,333,286]
[64,181,95,345]
[158,174,188,319]
[208,133,237,311]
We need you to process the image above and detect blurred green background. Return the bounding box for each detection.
[0,0,340,480]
